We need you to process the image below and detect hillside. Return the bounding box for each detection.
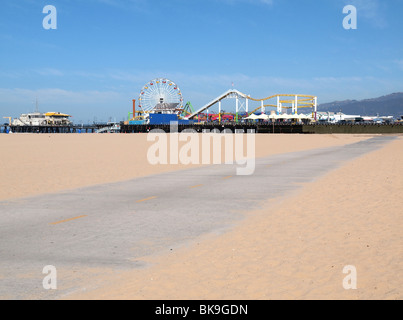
[319,93,403,117]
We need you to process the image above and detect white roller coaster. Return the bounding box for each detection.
[184,89,318,121]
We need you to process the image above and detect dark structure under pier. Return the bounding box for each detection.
[7,123,112,134]
[120,123,403,134]
[2,123,403,134]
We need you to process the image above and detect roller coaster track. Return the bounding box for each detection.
[185,89,317,120]
[185,89,247,119]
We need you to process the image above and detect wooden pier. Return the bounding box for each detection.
[5,123,114,134]
[121,122,403,134]
[2,123,403,135]
[120,123,305,134]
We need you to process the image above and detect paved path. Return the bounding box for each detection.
[0,136,396,299]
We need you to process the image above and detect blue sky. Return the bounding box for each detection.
[1,0,402,122]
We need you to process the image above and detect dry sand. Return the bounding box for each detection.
[0,134,368,201]
[66,136,402,300]
[1,133,401,300]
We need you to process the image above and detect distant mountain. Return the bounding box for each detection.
[319,93,403,118]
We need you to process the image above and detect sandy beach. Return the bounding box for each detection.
[65,135,402,300]
[2,0,403,303]
[0,134,368,201]
[0,133,401,300]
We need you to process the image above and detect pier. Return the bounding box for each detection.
[6,123,115,134]
[120,123,305,134]
[120,122,403,134]
[2,123,403,135]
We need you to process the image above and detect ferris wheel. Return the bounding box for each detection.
[138,78,184,113]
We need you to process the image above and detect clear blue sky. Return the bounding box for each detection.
[1,0,402,122]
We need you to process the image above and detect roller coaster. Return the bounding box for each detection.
[184,89,318,123]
